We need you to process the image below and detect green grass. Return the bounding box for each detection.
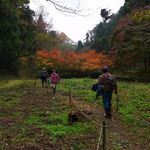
[59,78,98,104]
[0,80,24,89]
[0,77,149,148]
[12,124,27,143]
[58,78,150,128]
[117,82,150,123]
[23,106,97,140]
[39,122,96,140]
[24,115,42,125]
[0,88,23,108]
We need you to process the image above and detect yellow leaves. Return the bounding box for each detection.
[19,19,29,26]
[131,8,150,23]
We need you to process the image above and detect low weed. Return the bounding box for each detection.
[59,79,150,137]
[0,80,24,89]
[39,122,96,140]
[8,124,27,143]
[71,143,88,150]
[24,115,42,125]
[0,77,149,149]
[0,89,24,108]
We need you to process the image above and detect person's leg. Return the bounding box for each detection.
[102,93,110,118]
[41,79,44,88]
[45,78,47,88]
[53,84,56,96]
[108,92,112,118]
[44,78,47,88]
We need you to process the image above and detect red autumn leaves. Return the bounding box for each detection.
[36,50,112,72]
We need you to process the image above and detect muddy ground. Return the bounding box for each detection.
[0,83,149,150]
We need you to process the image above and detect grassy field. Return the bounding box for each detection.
[0,78,149,150]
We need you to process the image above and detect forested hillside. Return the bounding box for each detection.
[0,0,75,74]
[81,0,150,80]
[0,0,150,81]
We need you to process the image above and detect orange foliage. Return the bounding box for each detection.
[58,32,69,42]
[80,50,112,71]
[36,49,112,72]
[61,51,78,67]
[19,57,28,65]
[20,57,27,61]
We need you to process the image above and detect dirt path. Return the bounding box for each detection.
[71,97,147,150]
[0,84,149,150]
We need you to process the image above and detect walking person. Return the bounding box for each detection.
[98,66,118,119]
[50,70,59,97]
[40,68,49,88]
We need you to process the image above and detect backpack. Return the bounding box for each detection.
[103,74,115,90]
[40,72,47,79]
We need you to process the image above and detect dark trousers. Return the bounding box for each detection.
[52,84,56,96]
[41,78,47,88]
[102,92,112,109]
[102,92,112,118]
[53,86,56,94]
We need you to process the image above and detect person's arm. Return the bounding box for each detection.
[46,71,49,77]
[98,75,102,85]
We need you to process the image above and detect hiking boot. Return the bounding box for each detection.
[104,114,111,119]
[104,108,111,119]
[108,106,112,118]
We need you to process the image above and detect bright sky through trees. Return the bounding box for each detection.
[29,0,125,43]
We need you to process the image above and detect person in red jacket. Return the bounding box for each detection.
[50,70,59,97]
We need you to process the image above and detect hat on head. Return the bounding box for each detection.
[52,69,56,73]
[102,66,108,72]
[43,68,46,70]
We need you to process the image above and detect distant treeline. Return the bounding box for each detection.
[1,0,150,81]
[0,0,76,74]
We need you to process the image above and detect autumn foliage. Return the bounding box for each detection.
[111,4,150,71]
[34,49,112,77]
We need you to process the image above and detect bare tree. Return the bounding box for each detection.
[34,6,53,32]
[46,0,88,16]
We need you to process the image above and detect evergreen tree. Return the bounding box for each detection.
[0,0,37,73]
[0,0,20,71]
[76,40,84,53]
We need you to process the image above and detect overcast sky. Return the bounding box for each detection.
[29,0,125,43]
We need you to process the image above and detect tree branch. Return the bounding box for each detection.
[46,0,89,17]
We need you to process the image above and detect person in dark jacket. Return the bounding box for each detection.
[40,68,49,88]
[98,66,118,118]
